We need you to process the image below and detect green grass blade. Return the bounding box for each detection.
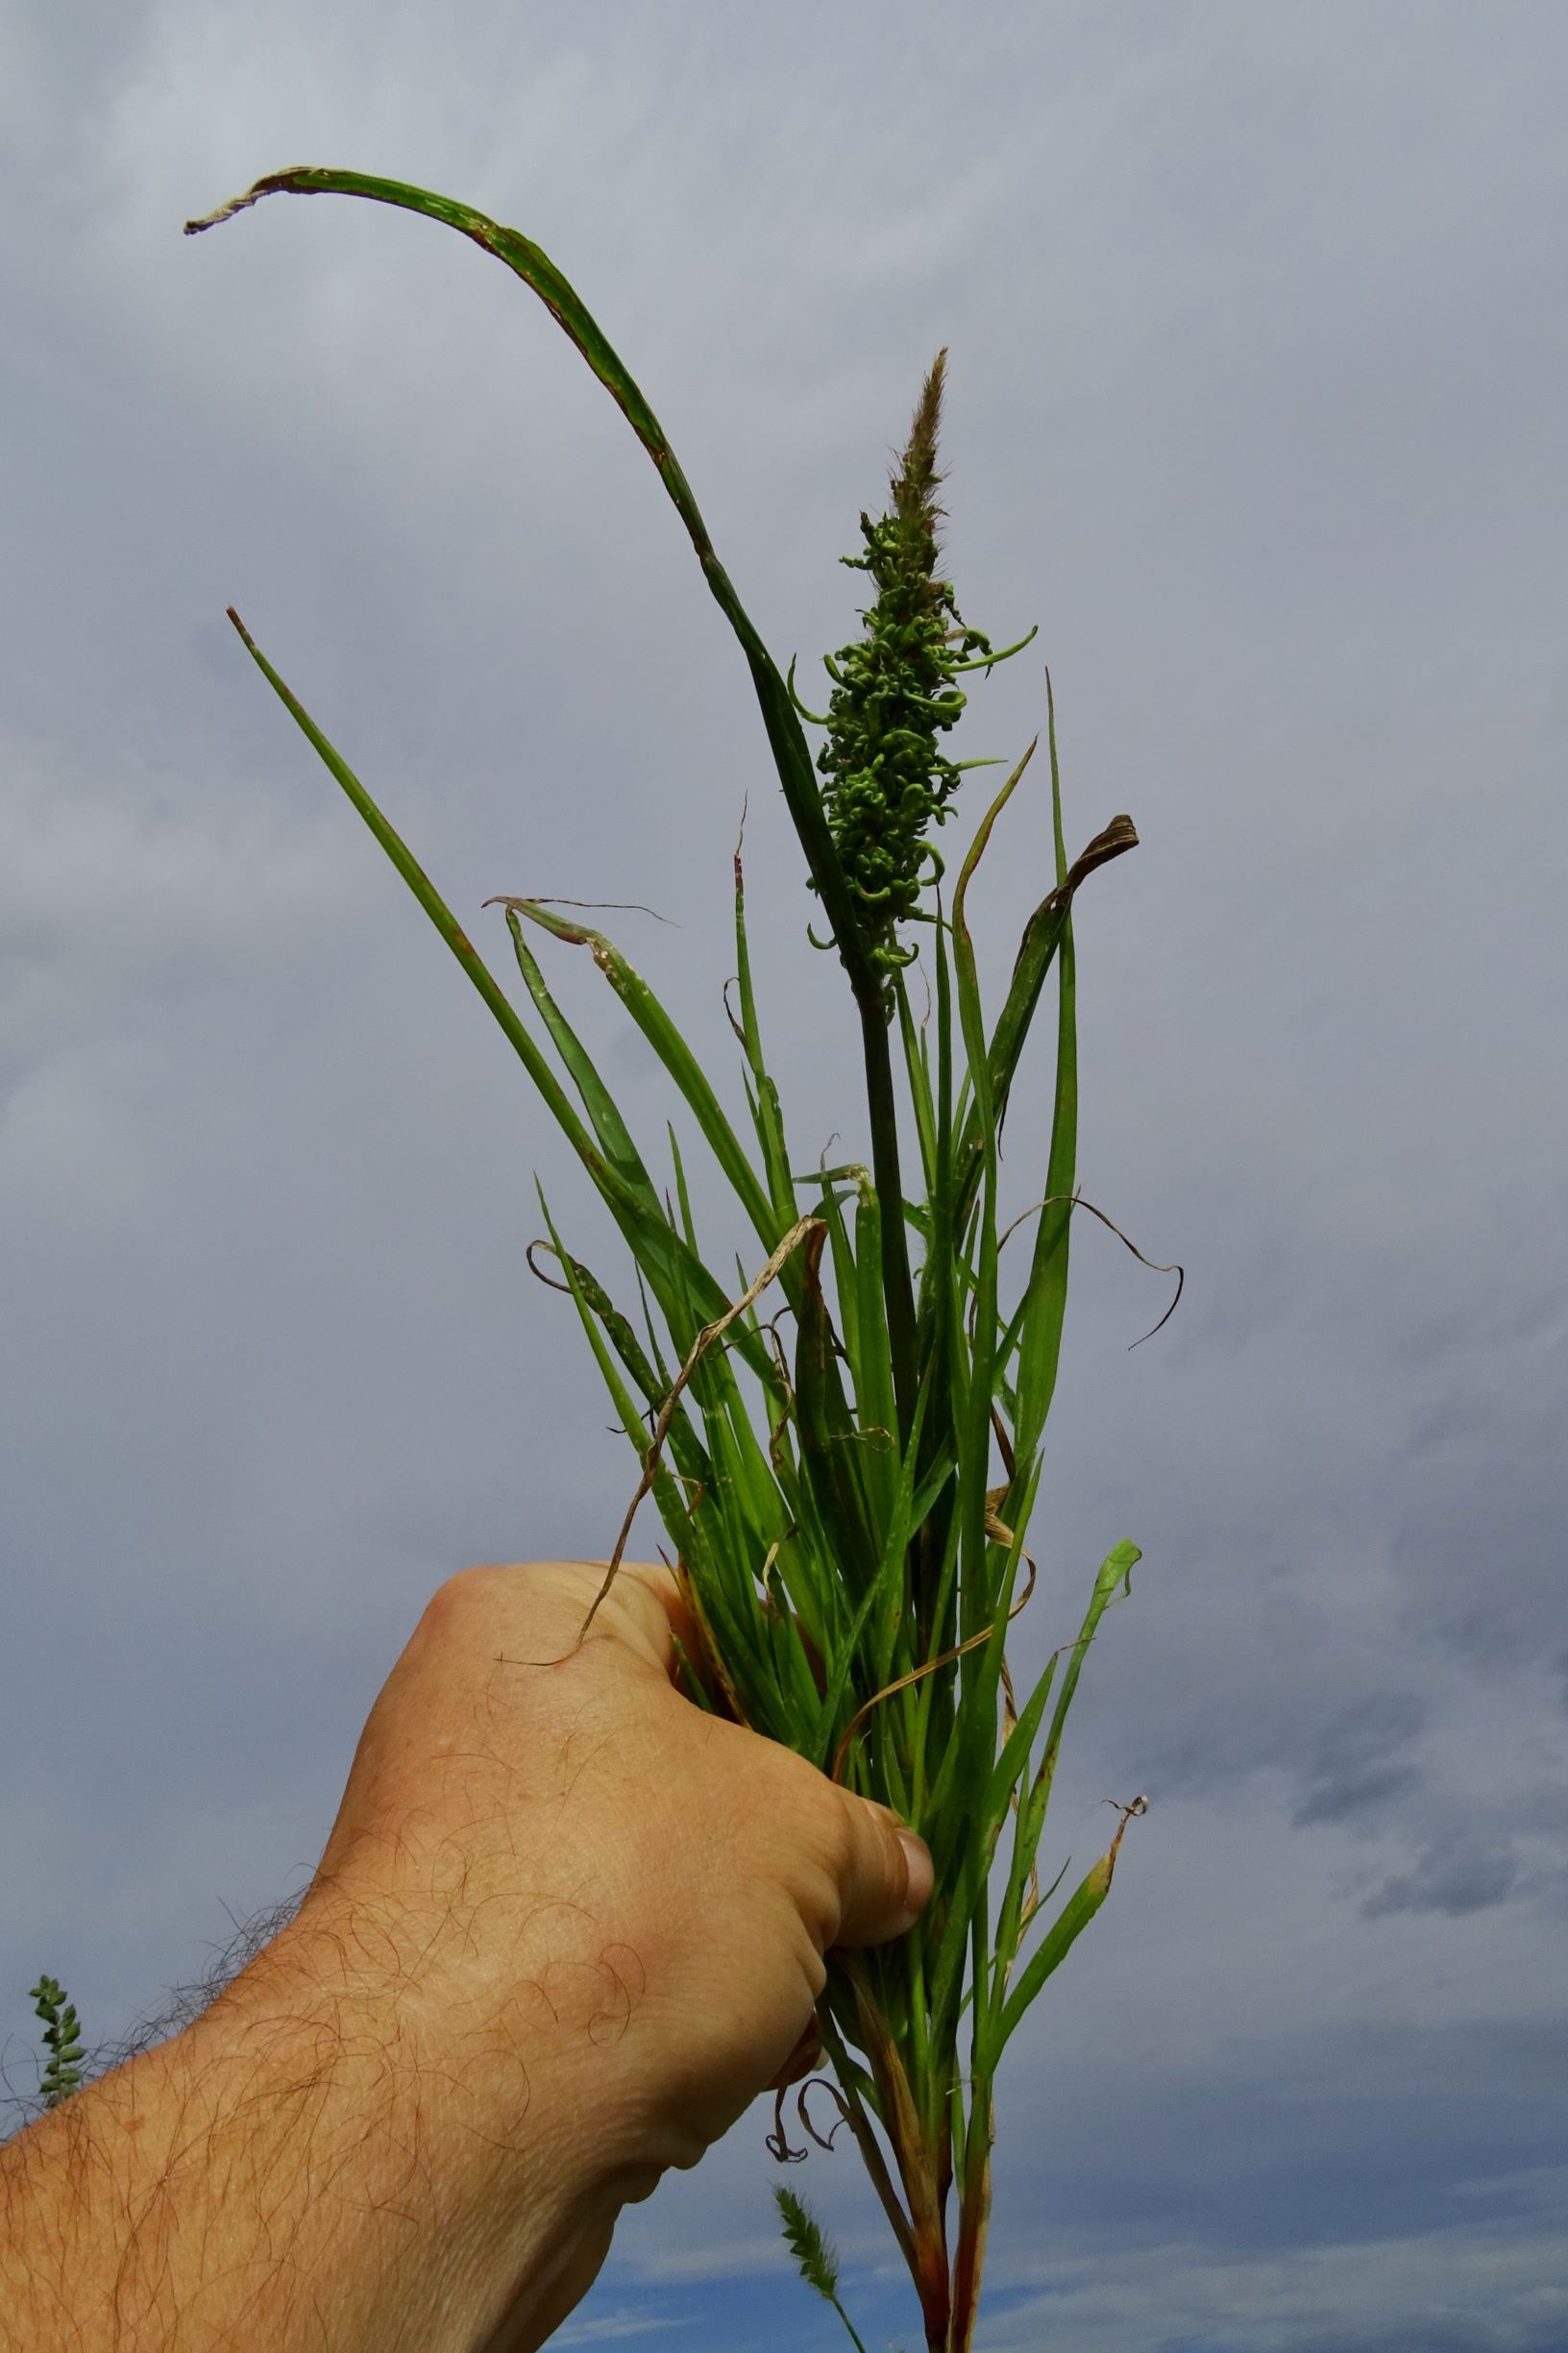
[504,910,664,1216]
[667,1122,699,1254]
[1009,919,1076,1465]
[227,609,595,1140]
[1010,687,1080,1467]
[795,1225,876,1595]
[1030,1539,1139,1827]
[733,835,797,1226]
[851,1180,899,1531]
[188,169,874,997]
[229,609,795,1417]
[940,757,1040,1902]
[807,1380,940,1771]
[818,1158,862,1363]
[984,1538,1139,2049]
[535,1190,707,1574]
[951,836,1136,1240]
[908,892,961,1657]
[532,1233,710,1492]
[499,897,782,1261]
[633,1265,674,1388]
[950,747,1033,1615]
[948,687,1138,1239]
[894,971,938,1198]
[992,1843,1119,2050]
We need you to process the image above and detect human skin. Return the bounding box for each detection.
[1,1560,933,2350]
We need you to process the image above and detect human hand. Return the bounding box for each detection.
[263,1560,932,2343]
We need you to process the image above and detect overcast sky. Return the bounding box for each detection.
[3,4,1566,2348]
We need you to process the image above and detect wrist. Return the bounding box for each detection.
[206,1895,635,2348]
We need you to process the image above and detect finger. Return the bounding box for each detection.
[831,1798,934,1949]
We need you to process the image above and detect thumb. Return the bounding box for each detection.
[831,1798,934,1949]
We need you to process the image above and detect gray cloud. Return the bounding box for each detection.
[1291,1694,1428,1829]
[1361,1833,1525,1921]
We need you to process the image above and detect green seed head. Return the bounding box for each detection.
[773,2182,842,2304]
[812,350,993,987]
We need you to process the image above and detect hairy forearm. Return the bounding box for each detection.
[0,1914,606,2352]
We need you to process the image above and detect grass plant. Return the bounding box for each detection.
[185,168,1169,2352]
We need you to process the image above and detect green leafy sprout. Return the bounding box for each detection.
[185,166,1169,2353]
[29,1976,86,2109]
